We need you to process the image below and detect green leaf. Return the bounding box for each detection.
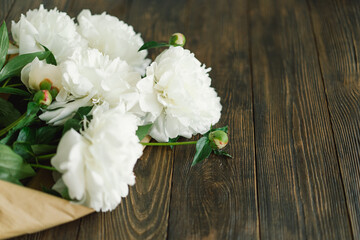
[138,41,169,51]
[0,87,30,96]
[62,106,93,135]
[41,186,62,198]
[13,141,35,162]
[0,144,35,180]
[169,136,180,149]
[213,125,228,134]
[17,127,36,143]
[73,106,93,120]
[0,51,50,82]
[0,172,22,185]
[59,187,70,200]
[0,132,16,145]
[40,45,57,65]
[0,103,39,145]
[192,136,212,166]
[52,179,71,200]
[0,97,21,127]
[62,118,81,135]
[31,144,57,155]
[35,126,61,144]
[136,124,152,141]
[214,150,233,158]
[0,21,9,69]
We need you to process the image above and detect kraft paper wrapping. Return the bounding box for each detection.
[0,135,151,239]
[0,180,94,239]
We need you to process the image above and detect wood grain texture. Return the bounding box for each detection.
[0,0,14,23]
[77,146,173,240]
[307,0,360,237]
[4,0,360,239]
[249,0,353,239]
[77,0,177,239]
[5,0,71,22]
[168,0,259,239]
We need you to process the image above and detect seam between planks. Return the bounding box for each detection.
[3,0,16,22]
[246,0,261,239]
[304,0,355,238]
[166,149,176,240]
[124,0,133,24]
[75,218,83,240]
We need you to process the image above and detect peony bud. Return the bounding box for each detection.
[39,78,52,90]
[209,130,228,150]
[169,33,186,47]
[21,57,62,91]
[33,90,52,107]
[40,79,59,98]
[49,86,59,99]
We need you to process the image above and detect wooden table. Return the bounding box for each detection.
[2,0,360,239]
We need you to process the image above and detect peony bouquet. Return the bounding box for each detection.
[0,4,231,216]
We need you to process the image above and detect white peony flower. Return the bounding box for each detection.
[21,57,62,91]
[11,5,87,63]
[137,46,222,142]
[77,10,150,75]
[39,48,143,125]
[51,105,143,211]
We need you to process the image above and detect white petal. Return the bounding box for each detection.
[51,106,143,211]
[77,9,149,74]
[39,96,92,125]
[51,129,85,200]
[149,113,169,142]
[139,46,222,141]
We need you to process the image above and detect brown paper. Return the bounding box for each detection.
[0,135,151,239]
[0,180,94,239]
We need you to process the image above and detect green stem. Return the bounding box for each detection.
[6,83,22,88]
[141,141,197,146]
[0,112,26,137]
[30,163,56,171]
[37,153,56,160]
[2,78,10,87]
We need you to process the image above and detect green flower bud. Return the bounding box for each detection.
[39,78,52,91]
[209,130,228,150]
[49,86,59,99]
[33,90,52,107]
[169,33,186,47]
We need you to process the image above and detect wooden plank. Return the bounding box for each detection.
[168,0,259,239]
[249,0,353,238]
[0,0,14,24]
[76,0,180,239]
[5,0,71,23]
[67,0,131,17]
[77,147,173,240]
[307,0,360,237]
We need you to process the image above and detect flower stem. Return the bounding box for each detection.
[0,112,26,137]
[37,153,56,160]
[30,163,56,171]
[141,141,197,146]
[2,78,11,87]
[6,83,23,88]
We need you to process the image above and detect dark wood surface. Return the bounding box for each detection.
[1,0,359,239]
